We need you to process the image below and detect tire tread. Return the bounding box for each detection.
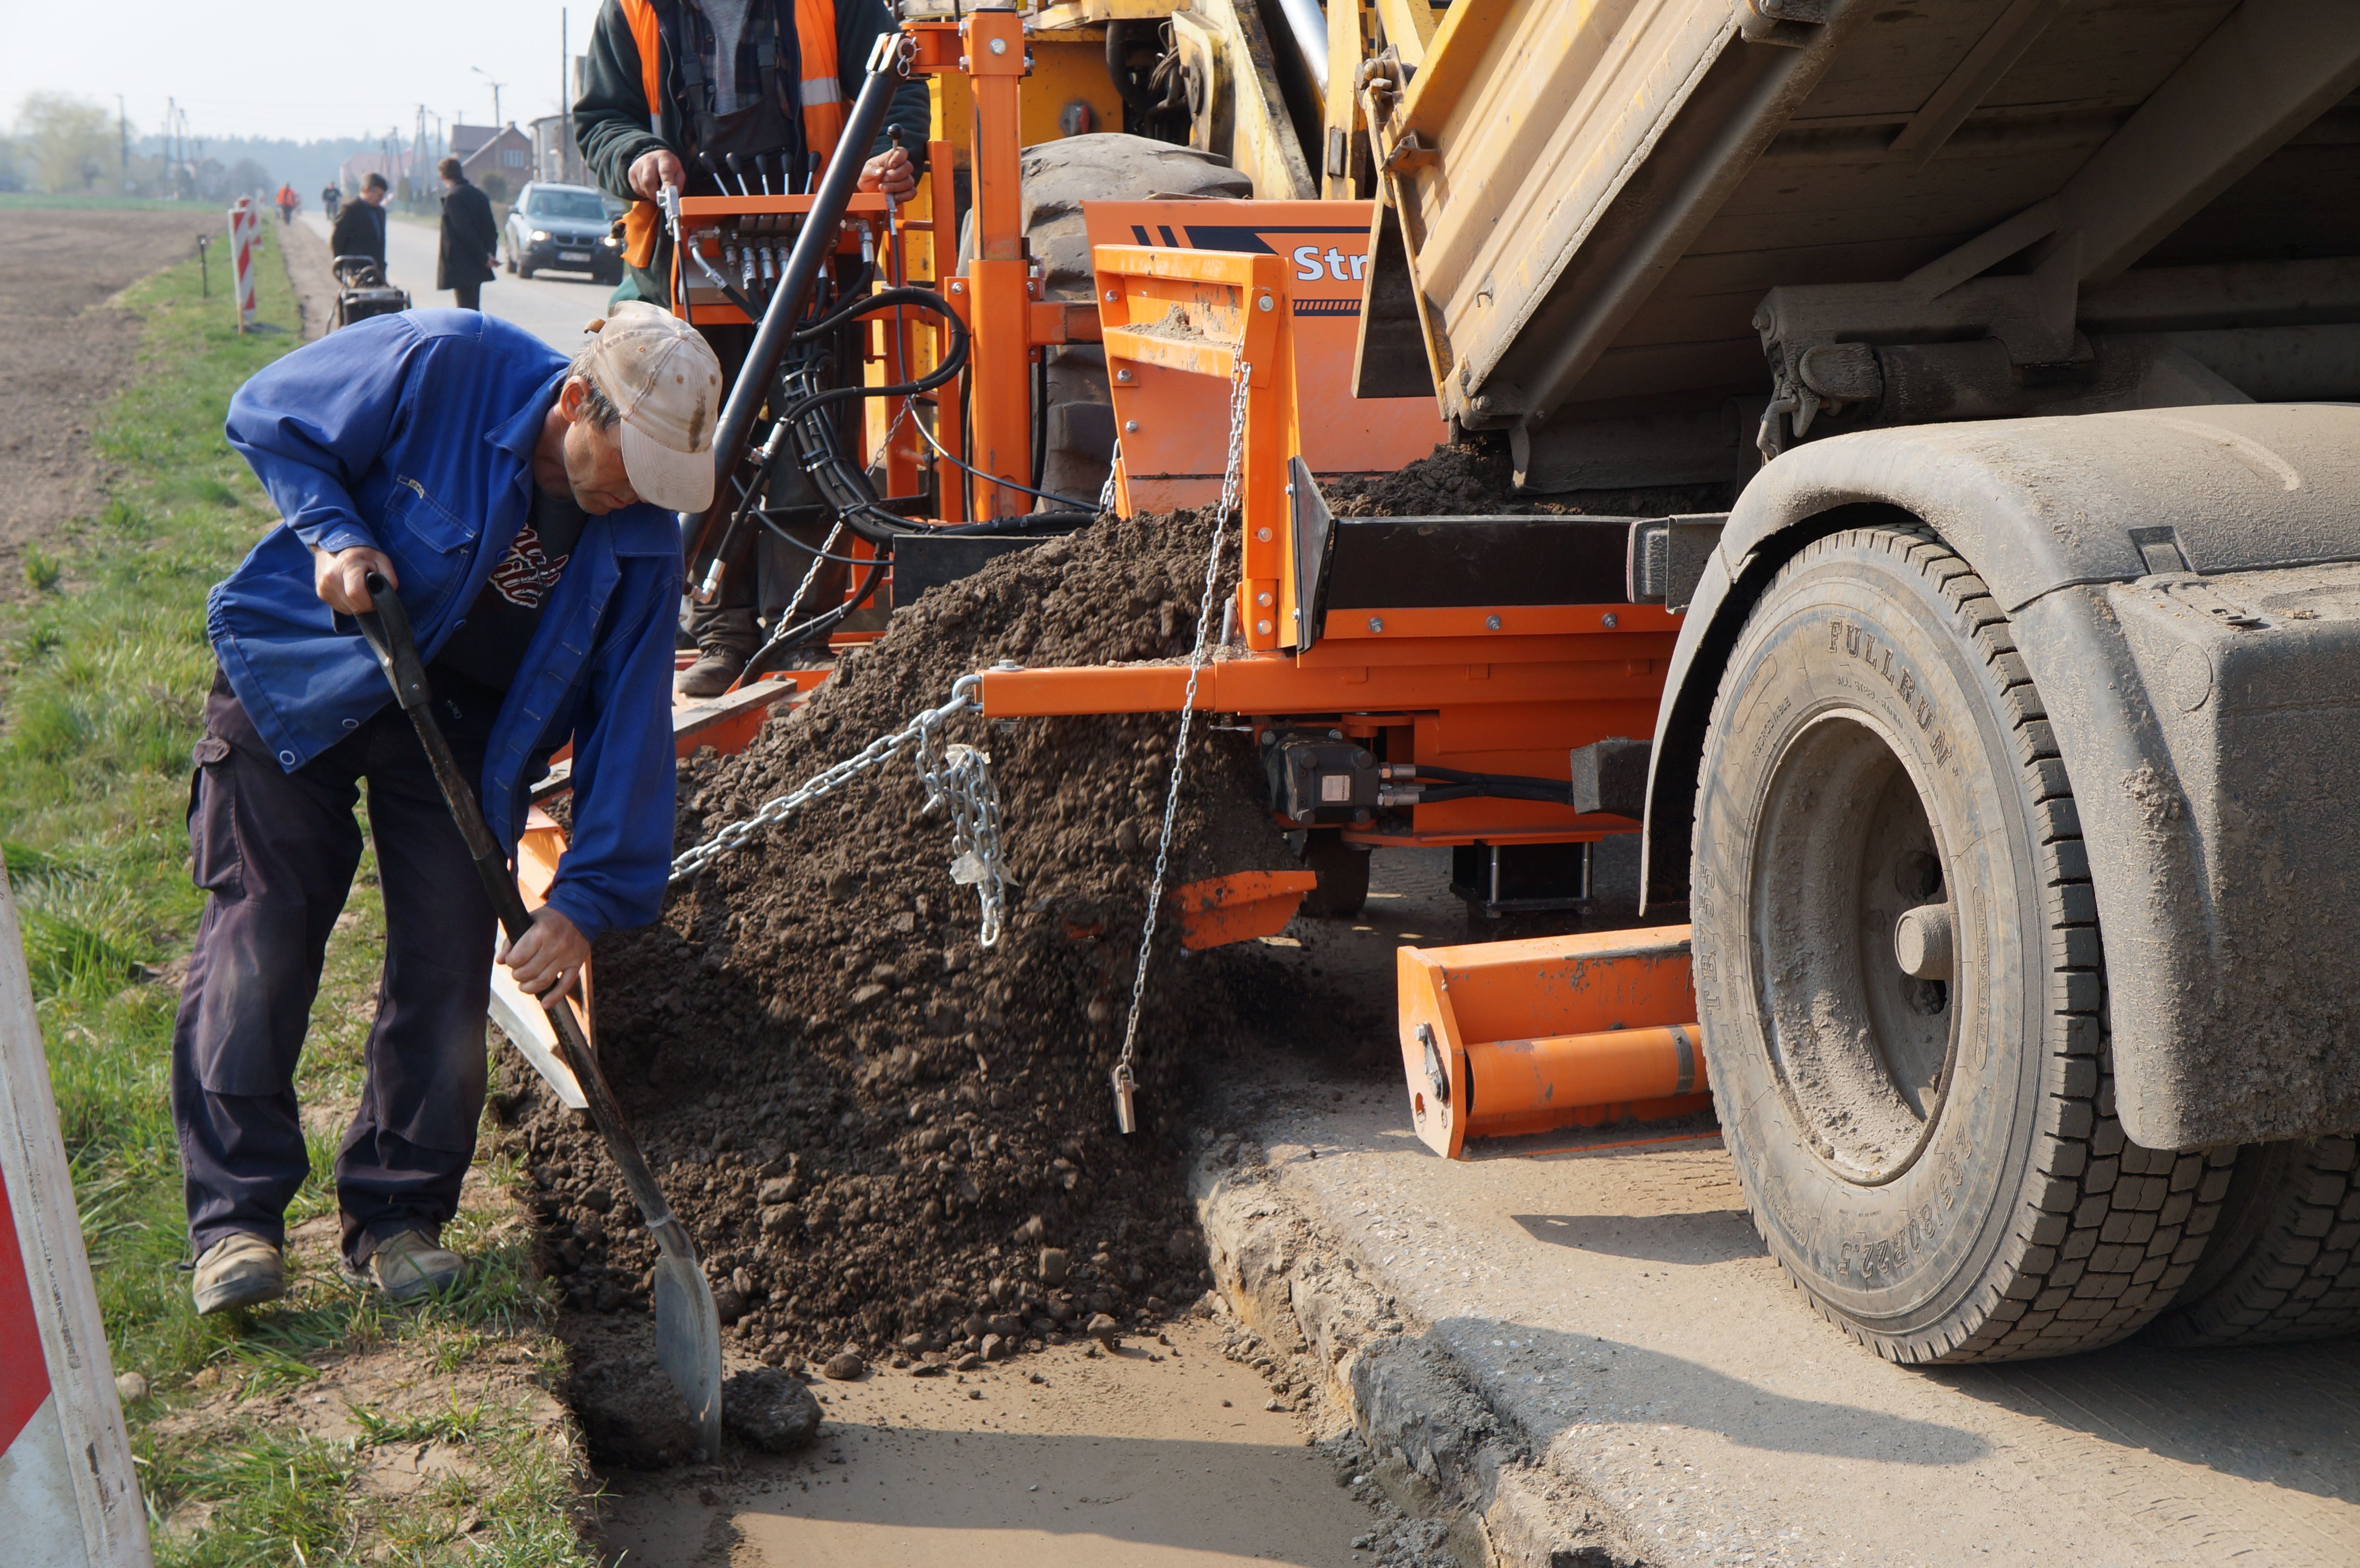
[1706,524,2229,1365]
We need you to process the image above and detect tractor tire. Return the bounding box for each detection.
[1691,523,2233,1364]
[2145,1135,2360,1346]
[1297,830,1369,919]
[1014,134,1251,503]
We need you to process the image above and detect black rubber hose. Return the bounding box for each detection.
[1032,351,1048,497]
[690,59,906,560]
[1393,764,1577,805]
[743,554,890,680]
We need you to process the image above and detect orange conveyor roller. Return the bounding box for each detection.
[1396,925,1711,1158]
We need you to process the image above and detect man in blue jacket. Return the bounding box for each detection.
[181,303,720,1313]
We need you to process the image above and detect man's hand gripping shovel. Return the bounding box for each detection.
[353,573,724,1459]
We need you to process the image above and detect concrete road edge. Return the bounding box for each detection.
[1192,1132,1647,1568]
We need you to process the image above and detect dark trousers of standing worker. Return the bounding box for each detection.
[452,281,482,311]
[171,673,499,1269]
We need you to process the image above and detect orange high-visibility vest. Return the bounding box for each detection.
[617,0,843,270]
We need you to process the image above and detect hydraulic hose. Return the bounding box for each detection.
[688,42,907,568]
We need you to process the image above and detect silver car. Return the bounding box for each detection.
[501,182,625,283]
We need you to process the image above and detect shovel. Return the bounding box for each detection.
[354,572,724,1460]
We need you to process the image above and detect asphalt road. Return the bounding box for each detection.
[300,210,607,355]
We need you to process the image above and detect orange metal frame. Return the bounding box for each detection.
[975,237,1675,847]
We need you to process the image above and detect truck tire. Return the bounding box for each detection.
[1015,135,1251,502]
[2145,1135,2360,1346]
[1691,522,2233,1363]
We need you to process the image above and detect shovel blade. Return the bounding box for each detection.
[652,1248,723,1460]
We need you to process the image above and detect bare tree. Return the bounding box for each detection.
[16,93,115,195]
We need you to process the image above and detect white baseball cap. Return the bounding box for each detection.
[580,302,723,513]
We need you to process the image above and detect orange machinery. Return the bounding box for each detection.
[972,242,1708,1157]
[537,17,1707,1154]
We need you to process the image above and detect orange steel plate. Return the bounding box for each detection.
[977,644,1673,720]
[1175,870,1317,950]
[514,809,594,1047]
[1397,924,1696,1158]
[1084,200,1447,509]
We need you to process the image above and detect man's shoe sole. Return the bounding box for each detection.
[193,1274,286,1315]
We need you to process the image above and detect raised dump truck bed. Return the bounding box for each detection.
[1358,0,2360,492]
[1336,0,2360,1365]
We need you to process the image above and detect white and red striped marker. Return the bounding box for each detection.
[0,858,149,1567]
[227,198,259,331]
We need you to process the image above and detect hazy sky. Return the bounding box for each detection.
[6,1,589,143]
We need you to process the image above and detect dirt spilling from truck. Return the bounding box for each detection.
[509,503,1394,1464]
[1325,431,1740,517]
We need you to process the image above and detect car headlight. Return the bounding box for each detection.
[529,229,549,242]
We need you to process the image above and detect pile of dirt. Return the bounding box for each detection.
[512,505,1366,1437]
[1323,436,1547,516]
[1324,431,1741,518]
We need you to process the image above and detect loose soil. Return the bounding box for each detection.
[516,505,1385,1465]
[1324,431,1740,518]
[0,206,221,594]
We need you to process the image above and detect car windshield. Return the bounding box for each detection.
[529,189,610,222]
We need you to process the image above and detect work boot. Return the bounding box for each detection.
[675,643,748,698]
[363,1229,467,1304]
[676,605,758,698]
[192,1232,286,1315]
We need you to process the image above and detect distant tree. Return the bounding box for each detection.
[0,133,23,193]
[16,93,114,195]
[224,158,273,199]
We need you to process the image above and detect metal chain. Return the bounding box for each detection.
[1110,357,1253,1132]
[783,517,848,625]
[667,676,1009,946]
[1099,437,1122,513]
[915,729,1010,947]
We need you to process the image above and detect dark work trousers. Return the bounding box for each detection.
[172,672,500,1268]
[452,282,482,311]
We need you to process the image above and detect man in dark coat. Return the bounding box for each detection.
[436,156,499,311]
[330,172,390,268]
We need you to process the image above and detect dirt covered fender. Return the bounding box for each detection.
[1640,403,2360,1150]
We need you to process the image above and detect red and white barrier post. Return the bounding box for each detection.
[226,198,259,331]
[0,854,149,1567]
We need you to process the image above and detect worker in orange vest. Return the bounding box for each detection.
[275,182,300,225]
[574,0,931,695]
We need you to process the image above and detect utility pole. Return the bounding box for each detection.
[561,8,571,183]
[473,66,507,129]
[117,96,130,194]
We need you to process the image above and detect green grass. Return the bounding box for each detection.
[2,216,593,1567]
[0,191,198,212]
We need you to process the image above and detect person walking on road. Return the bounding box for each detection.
[436,156,499,312]
[322,182,342,221]
[179,302,721,1314]
[331,172,391,270]
[276,182,299,224]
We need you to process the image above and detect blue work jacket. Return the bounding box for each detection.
[211,310,681,943]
